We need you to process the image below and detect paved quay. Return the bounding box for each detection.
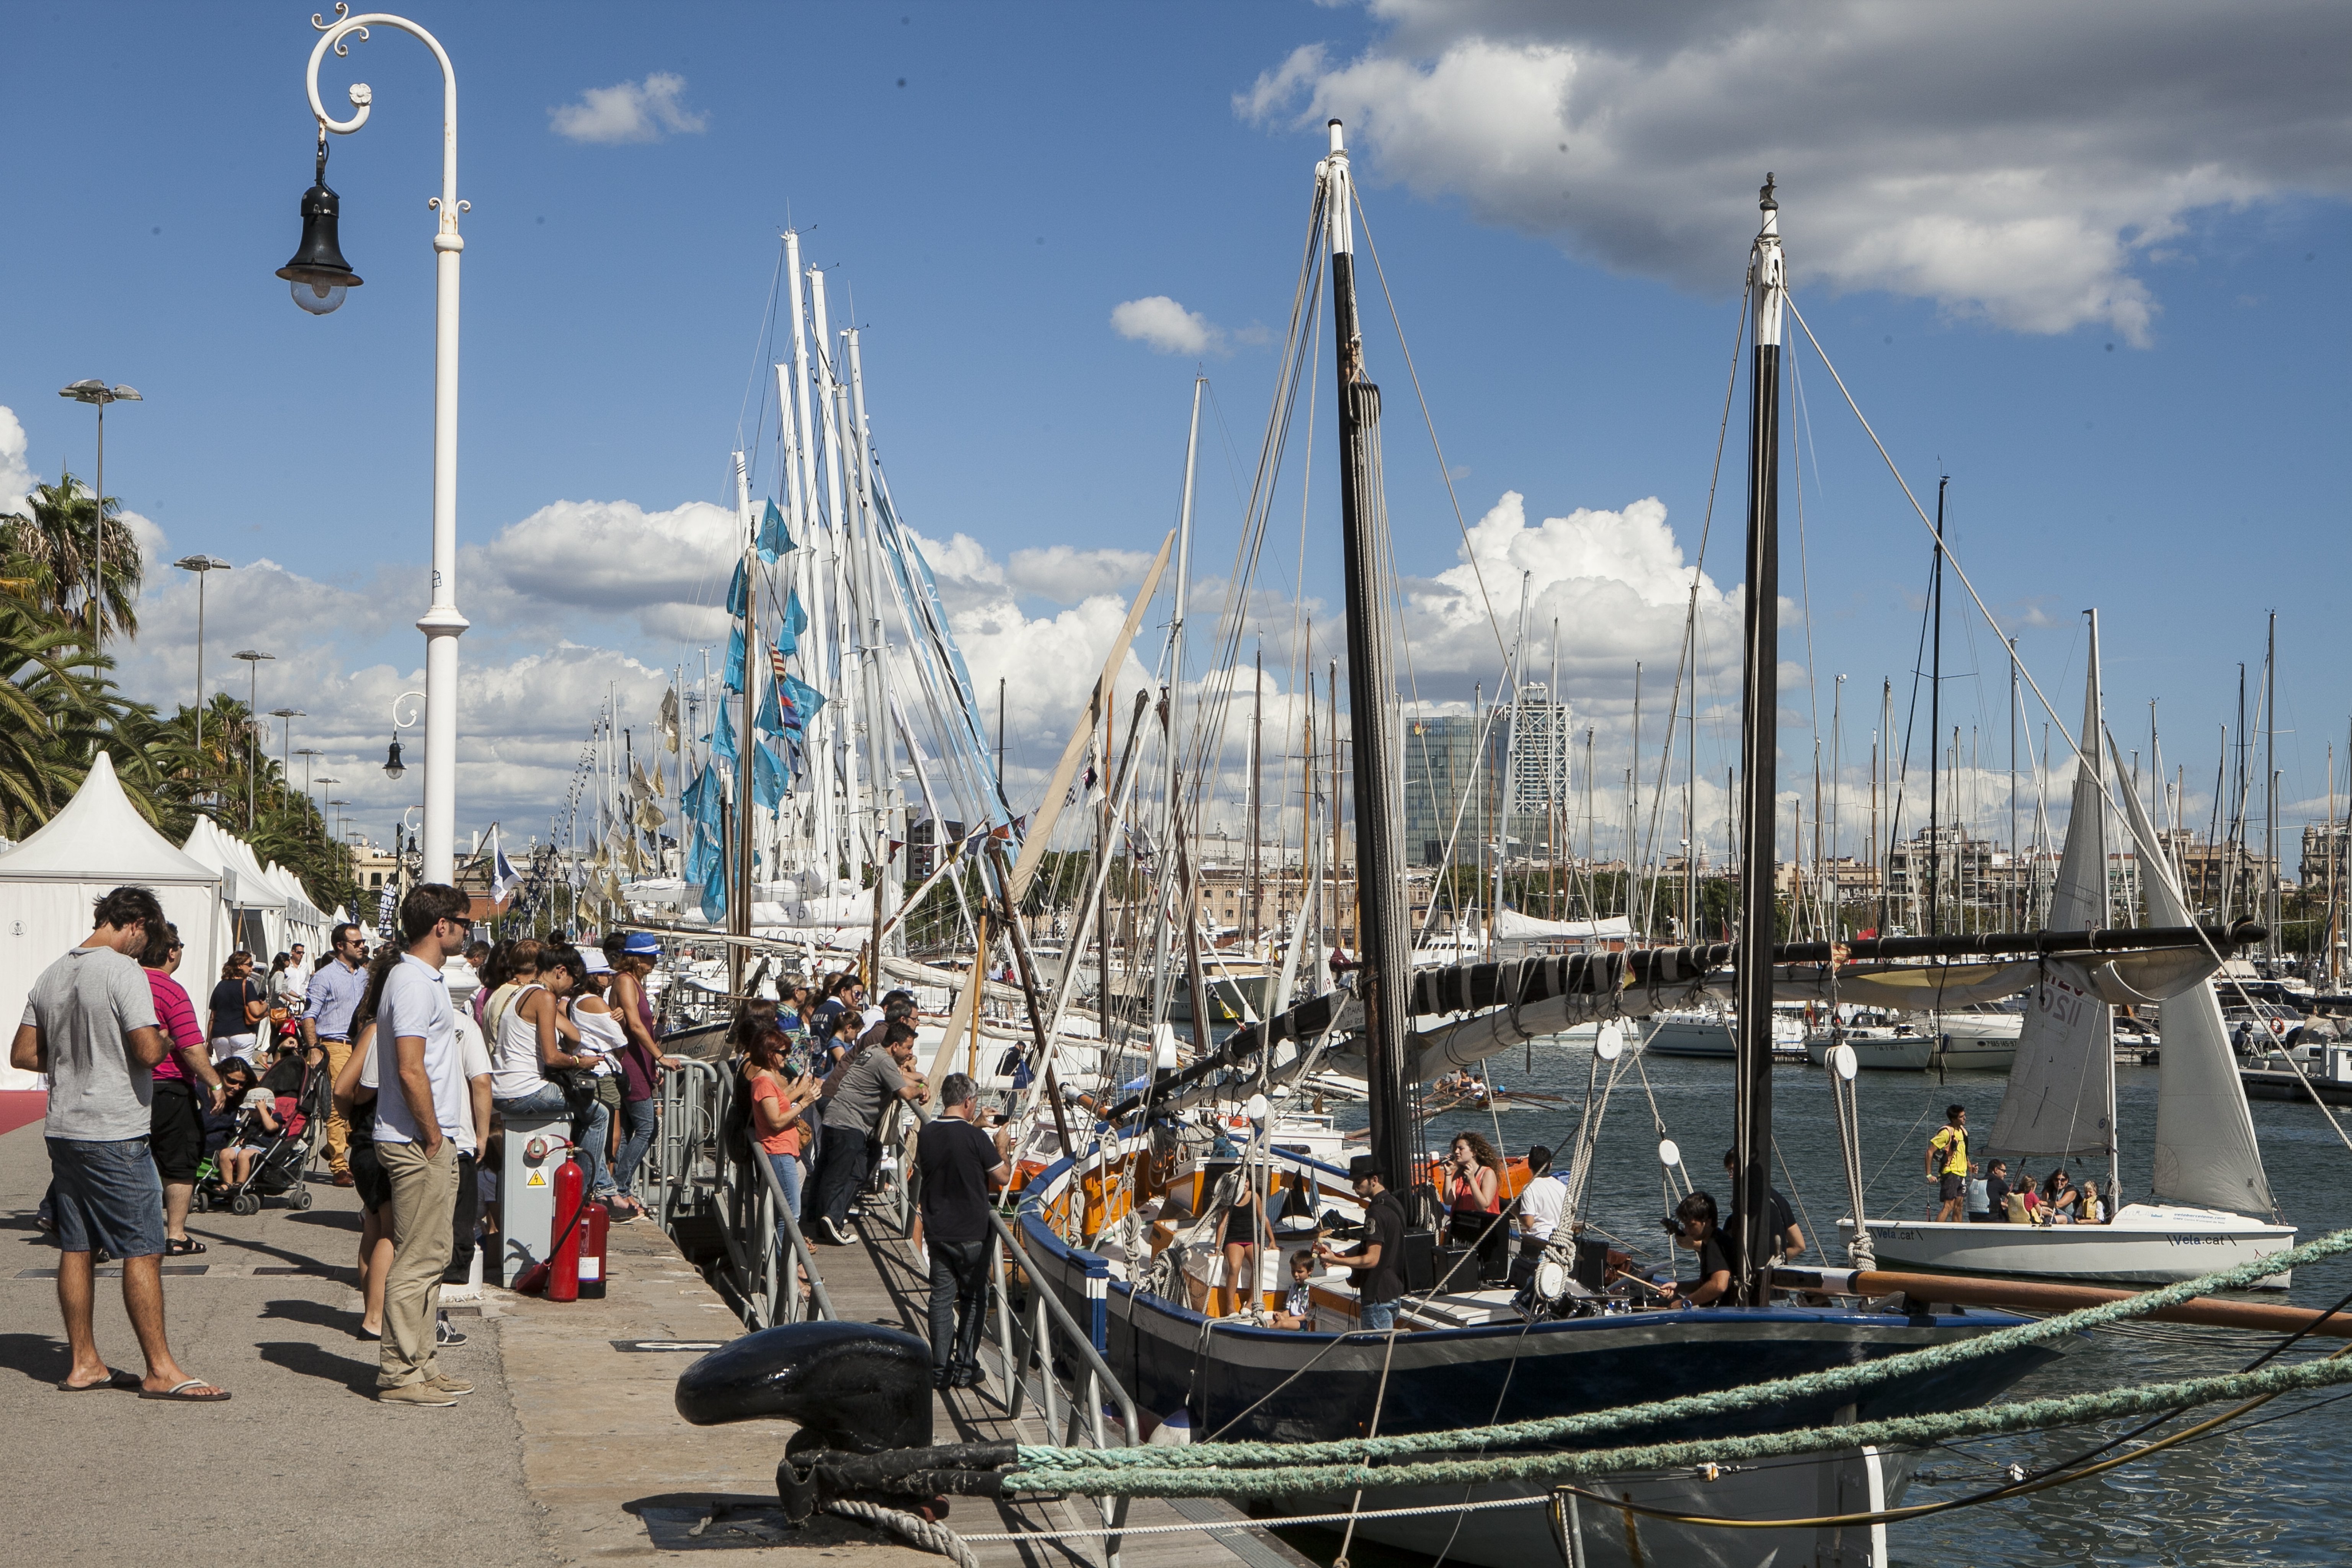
[0,1111,919,1567]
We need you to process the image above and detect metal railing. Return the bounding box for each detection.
[648,1057,831,1329]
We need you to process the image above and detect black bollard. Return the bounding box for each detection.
[674,1321,934,1453]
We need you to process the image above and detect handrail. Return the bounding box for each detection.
[749,1120,835,1324]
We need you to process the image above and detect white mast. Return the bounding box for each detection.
[1148,379,1205,1030]
[844,327,902,954]
[1493,571,1530,957]
[784,237,836,885]
[809,269,865,890]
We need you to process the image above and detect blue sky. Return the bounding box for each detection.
[5,3,2350,874]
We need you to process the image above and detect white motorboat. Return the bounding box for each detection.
[1649,1005,1808,1060]
[1859,626,2293,1286]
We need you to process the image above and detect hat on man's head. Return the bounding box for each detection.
[581,948,614,975]
[624,931,661,956]
[1347,1155,1385,1184]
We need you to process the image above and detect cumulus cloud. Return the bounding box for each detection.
[469,497,737,641]
[550,72,709,144]
[0,405,32,519]
[1111,296,1223,356]
[1241,1,2352,343]
[1007,544,1155,603]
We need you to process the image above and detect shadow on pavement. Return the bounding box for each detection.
[626,1492,853,1551]
[256,1338,379,1394]
[259,1296,368,1336]
[0,1331,67,1386]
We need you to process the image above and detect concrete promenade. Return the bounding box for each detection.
[0,1109,919,1566]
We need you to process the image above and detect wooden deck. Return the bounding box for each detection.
[813,1207,1317,1568]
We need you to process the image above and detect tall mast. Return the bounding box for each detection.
[2265,612,2279,965]
[1732,173,1786,1304]
[1627,660,1641,926]
[1326,118,1410,1193]
[809,270,864,891]
[1250,640,1264,954]
[1927,474,1947,938]
[844,328,901,956]
[1151,379,1205,1030]
[729,450,759,994]
[1495,573,1530,954]
[2009,637,2020,927]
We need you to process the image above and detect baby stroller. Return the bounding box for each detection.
[196,1057,326,1216]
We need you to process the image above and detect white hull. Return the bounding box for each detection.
[1849,1202,2295,1288]
[1805,1029,2016,1071]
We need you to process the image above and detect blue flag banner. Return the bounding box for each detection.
[752,738,788,811]
[758,498,795,563]
[727,558,748,617]
[756,679,784,736]
[698,837,728,924]
[779,674,827,733]
[712,700,738,766]
[724,625,745,693]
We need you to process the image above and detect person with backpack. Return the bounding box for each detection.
[1923,1104,1969,1222]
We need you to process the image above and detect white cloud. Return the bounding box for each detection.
[1007,544,1154,603]
[1111,296,1223,356]
[0,405,32,519]
[469,497,738,642]
[1241,2,2352,343]
[550,72,709,145]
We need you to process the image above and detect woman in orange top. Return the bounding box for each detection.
[745,1030,819,1230]
[1445,1131,1509,1284]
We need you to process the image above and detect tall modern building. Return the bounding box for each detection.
[1400,688,1573,867]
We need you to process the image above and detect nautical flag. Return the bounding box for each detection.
[776,588,808,657]
[724,626,746,693]
[752,739,788,812]
[489,826,520,904]
[699,840,728,924]
[768,644,789,680]
[727,559,748,617]
[756,679,784,737]
[779,675,826,732]
[712,700,738,766]
[659,688,681,754]
[758,498,795,563]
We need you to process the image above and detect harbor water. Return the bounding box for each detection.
[1277,1040,2352,1567]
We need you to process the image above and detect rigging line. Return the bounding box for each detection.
[1348,194,1509,665]
[733,236,789,491]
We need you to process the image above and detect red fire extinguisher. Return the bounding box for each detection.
[578,1195,609,1300]
[548,1150,585,1303]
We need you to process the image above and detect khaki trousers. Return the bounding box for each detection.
[318,1036,353,1175]
[379,1136,459,1388]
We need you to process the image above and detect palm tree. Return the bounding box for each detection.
[0,472,144,639]
[0,590,178,839]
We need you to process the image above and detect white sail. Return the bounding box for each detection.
[1988,622,2115,1162]
[2105,730,2277,1216]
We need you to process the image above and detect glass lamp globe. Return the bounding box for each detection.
[291,279,348,315]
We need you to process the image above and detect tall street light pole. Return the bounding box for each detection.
[58,379,141,642]
[294,747,322,801]
[281,8,468,884]
[271,708,305,817]
[172,555,232,789]
[232,649,274,831]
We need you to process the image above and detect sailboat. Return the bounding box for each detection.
[1856,615,2296,1286]
[1009,140,2065,1568]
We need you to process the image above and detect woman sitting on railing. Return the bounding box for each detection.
[744,1027,820,1230]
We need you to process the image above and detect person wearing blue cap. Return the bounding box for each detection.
[602,931,684,1220]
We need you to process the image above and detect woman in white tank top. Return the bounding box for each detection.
[570,967,628,1204]
[490,956,591,1115]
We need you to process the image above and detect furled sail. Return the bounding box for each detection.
[1988,624,2116,1162]
[2107,730,2277,1217]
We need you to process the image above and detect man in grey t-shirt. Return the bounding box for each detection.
[810,1021,924,1244]
[10,885,227,1401]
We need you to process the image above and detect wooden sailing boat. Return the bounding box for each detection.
[1011,143,2065,1568]
[1857,614,2296,1286]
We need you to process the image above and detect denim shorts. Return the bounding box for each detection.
[48,1137,167,1259]
[1359,1299,1398,1332]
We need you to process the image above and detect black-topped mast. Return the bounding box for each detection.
[1325,121,1414,1196]
[1733,176,1785,1304]
[1928,474,1946,937]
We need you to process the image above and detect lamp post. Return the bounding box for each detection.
[293,746,322,799]
[385,689,423,782]
[172,555,232,786]
[283,7,469,884]
[270,709,305,817]
[232,649,274,831]
[327,800,350,845]
[59,379,141,642]
[317,777,340,836]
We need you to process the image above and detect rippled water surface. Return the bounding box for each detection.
[1310,1040,2352,1567]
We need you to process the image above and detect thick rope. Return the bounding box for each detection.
[827,1499,982,1568]
[1014,1222,2352,1478]
[1005,1351,2352,1500]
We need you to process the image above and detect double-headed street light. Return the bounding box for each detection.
[172,554,232,781]
[280,6,468,884]
[59,379,141,642]
[270,708,305,816]
[232,649,274,831]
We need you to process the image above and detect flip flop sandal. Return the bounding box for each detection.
[165,1238,208,1256]
[139,1379,231,1403]
[59,1368,142,1392]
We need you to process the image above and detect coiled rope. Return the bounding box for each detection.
[827,1499,982,1568]
[1009,1223,2352,1490]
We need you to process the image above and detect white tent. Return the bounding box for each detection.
[0,754,225,1089]
[261,859,325,954]
[181,816,286,960]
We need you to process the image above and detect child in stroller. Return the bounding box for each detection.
[201,1052,322,1216]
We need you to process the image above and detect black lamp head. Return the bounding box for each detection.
[383,737,406,780]
[278,132,362,315]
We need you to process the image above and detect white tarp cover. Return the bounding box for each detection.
[0,754,225,1089]
[2109,731,2277,1216]
[181,816,285,913]
[1988,635,2117,1163]
[1493,910,1637,942]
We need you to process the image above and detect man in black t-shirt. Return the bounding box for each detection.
[1666,1191,1734,1305]
[1982,1160,2013,1223]
[1318,1156,1407,1331]
[1721,1149,1806,1261]
[915,1072,1007,1389]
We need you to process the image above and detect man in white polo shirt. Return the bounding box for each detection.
[371,882,474,1406]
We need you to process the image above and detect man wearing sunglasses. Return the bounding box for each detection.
[304,923,372,1187]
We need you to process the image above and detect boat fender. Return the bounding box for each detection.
[1147,1408,1193,1446]
[675,1320,933,1452]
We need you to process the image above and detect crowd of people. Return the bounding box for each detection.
[1926,1104,2112,1225]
